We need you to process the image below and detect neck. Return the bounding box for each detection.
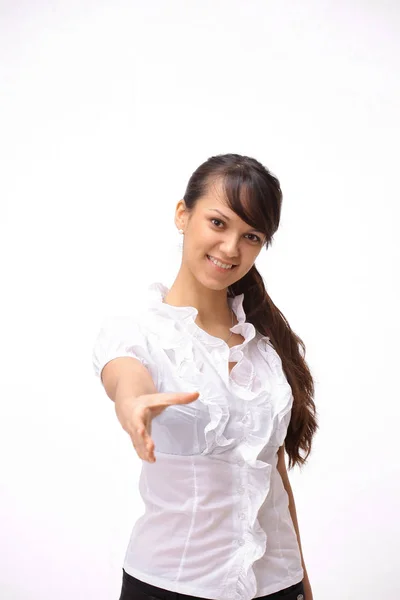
[163,266,234,329]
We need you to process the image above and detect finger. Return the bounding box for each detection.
[140,430,155,462]
[149,391,200,408]
[132,419,155,463]
[131,429,155,462]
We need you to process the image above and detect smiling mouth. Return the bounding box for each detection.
[206,255,238,270]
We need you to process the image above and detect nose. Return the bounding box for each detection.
[219,235,240,260]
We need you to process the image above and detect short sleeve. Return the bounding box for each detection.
[92,315,158,387]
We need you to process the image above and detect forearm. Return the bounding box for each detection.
[101,357,157,403]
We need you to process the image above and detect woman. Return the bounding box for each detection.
[92,153,318,600]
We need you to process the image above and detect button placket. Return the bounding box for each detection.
[241,411,250,424]
[239,410,250,445]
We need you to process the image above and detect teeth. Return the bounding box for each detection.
[208,255,233,269]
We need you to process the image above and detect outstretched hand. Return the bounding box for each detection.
[114,391,200,462]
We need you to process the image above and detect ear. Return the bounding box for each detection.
[174,199,188,230]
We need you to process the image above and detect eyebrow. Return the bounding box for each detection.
[207,208,232,221]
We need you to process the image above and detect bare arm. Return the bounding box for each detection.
[101,356,157,403]
[277,445,313,600]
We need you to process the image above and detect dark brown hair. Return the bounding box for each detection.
[182,153,318,470]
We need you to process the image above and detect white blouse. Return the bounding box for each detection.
[92,282,304,600]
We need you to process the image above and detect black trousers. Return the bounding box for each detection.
[119,569,305,600]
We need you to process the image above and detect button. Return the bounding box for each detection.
[237,486,245,494]
[238,512,246,520]
[238,539,245,546]
[297,596,304,600]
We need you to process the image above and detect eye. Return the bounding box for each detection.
[245,233,262,243]
[210,219,262,243]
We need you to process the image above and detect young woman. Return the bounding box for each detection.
[92,153,318,600]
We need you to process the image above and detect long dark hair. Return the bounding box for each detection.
[182,153,318,470]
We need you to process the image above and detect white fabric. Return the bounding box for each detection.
[92,282,304,600]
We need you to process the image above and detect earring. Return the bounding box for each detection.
[178,229,184,234]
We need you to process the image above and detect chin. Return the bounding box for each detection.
[195,262,242,291]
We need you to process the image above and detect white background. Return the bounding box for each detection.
[1,1,399,599]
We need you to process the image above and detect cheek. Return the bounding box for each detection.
[195,229,215,251]
[182,233,211,259]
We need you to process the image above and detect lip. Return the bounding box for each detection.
[206,254,237,271]
[207,255,236,266]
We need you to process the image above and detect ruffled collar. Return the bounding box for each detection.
[146,281,256,352]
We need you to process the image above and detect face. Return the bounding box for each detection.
[175,178,266,291]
